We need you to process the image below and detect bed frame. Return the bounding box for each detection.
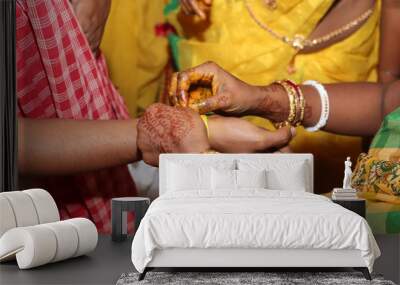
[139,154,371,280]
[141,248,370,280]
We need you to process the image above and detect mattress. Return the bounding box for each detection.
[131,190,380,273]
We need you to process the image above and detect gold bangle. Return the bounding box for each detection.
[275,80,297,128]
[200,115,210,138]
[298,87,305,125]
[285,80,305,126]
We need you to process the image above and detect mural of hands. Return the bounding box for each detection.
[136,102,296,167]
[166,61,295,156]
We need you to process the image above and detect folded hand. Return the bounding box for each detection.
[207,115,295,153]
[169,61,262,116]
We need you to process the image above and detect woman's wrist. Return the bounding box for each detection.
[248,83,320,129]
[205,115,218,151]
[298,85,322,128]
[248,83,290,122]
[125,119,142,163]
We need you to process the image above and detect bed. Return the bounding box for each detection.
[131,154,380,280]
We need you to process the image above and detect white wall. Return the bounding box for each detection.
[374,234,400,284]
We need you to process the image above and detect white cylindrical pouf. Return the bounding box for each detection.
[0,196,17,237]
[0,226,57,269]
[42,221,79,263]
[23,189,60,224]
[66,218,98,257]
[0,218,97,269]
[1,192,39,227]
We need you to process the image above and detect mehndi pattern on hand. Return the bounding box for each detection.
[137,103,210,166]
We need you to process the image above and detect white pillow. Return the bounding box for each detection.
[266,168,306,191]
[237,159,308,191]
[167,159,236,170]
[168,163,212,191]
[212,169,237,190]
[236,169,267,189]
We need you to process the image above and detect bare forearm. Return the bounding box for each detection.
[18,118,140,175]
[379,0,400,82]
[253,80,400,136]
[301,83,383,135]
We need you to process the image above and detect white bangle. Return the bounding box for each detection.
[303,80,330,132]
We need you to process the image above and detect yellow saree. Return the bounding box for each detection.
[100,0,168,117]
[165,0,381,192]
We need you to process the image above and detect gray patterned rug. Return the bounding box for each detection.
[117,272,396,285]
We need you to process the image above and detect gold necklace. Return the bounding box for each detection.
[245,0,374,50]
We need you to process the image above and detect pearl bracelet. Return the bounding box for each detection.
[303,80,330,132]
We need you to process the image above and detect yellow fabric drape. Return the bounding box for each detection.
[100,0,168,117]
[167,0,379,83]
[165,0,381,192]
[101,0,381,193]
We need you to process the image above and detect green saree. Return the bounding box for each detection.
[352,107,400,234]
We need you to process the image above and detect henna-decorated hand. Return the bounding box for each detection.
[137,103,210,166]
[169,61,264,115]
[207,115,296,153]
[180,0,212,19]
[71,0,111,55]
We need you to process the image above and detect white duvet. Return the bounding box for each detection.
[131,190,380,273]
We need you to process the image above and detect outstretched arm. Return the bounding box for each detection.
[19,103,293,173]
[170,62,400,137]
[19,103,212,173]
[254,80,400,136]
[18,118,140,175]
